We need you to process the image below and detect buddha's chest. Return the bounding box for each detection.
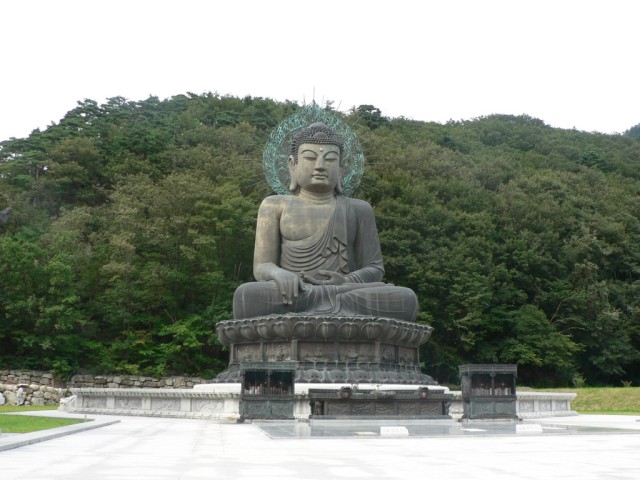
[280,204,335,241]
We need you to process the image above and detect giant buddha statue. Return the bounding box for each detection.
[233,122,418,322]
[215,112,436,387]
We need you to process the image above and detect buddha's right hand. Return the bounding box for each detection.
[270,269,306,305]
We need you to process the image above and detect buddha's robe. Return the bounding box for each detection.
[233,196,418,322]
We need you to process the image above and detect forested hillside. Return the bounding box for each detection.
[1,94,639,386]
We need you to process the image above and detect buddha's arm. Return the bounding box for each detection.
[347,199,385,283]
[345,266,384,283]
[253,196,304,304]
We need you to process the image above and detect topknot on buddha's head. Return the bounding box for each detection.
[290,122,344,162]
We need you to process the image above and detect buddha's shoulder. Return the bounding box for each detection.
[259,195,291,208]
[345,197,375,214]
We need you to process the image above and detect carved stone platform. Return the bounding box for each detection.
[214,315,437,385]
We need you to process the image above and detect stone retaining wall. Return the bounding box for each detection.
[0,370,64,405]
[0,370,212,406]
[0,383,65,406]
[0,370,61,387]
[68,374,211,389]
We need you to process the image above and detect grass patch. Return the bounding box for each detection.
[535,387,640,414]
[0,405,58,414]
[0,414,83,433]
[0,404,83,434]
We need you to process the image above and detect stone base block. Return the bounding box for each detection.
[215,315,436,385]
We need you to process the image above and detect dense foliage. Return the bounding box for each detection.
[1,93,639,386]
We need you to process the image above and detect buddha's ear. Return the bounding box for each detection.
[335,171,344,194]
[335,165,344,195]
[288,155,298,192]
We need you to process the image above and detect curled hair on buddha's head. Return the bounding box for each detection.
[288,122,345,194]
[290,122,345,165]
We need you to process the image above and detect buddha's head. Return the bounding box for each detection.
[288,123,344,195]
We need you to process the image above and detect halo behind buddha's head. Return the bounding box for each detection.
[263,102,365,197]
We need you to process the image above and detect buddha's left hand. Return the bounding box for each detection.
[304,270,347,286]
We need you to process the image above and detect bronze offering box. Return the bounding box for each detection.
[459,364,518,420]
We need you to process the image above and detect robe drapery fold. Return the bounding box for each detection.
[280,196,349,277]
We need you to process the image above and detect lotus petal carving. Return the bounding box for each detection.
[338,322,360,340]
[382,322,399,342]
[317,321,338,340]
[221,326,240,343]
[215,328,230,345]
[256,322,272,339]
[416,327,432,345]
[272,320,291,338]
[293,320,315,339]
[406,329,420,345]
[362,322,383,340]
[351,369,373,382]
[306,369,324,383]
[239,323,258,341]
[394,325,411,343]
[329,369,348,382]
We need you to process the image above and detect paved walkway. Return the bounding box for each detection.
[1,411,640,479]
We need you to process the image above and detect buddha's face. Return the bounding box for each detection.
[291,143,341,194]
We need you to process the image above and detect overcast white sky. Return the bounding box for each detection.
[1,0,638,142]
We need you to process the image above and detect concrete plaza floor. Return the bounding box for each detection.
[1,411,640,479]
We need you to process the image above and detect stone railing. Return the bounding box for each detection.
[514,391,578,418]
[448,391,577,419]
[61,387,242,421]
[63,384,578,421]
[0,370,212,406]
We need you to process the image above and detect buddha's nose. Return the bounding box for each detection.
[315,157,326,170]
